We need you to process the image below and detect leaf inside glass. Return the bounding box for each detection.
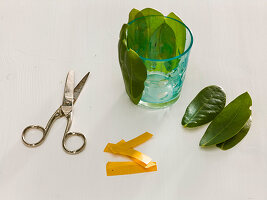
[127,14,184,60]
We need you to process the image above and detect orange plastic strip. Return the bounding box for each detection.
[108,144,152,168]
[105,140,156,168]
[104,132,153,152]
[104,133,156,168]
[118,132,153,148]
[104,140,125,153]
[106,162,157,176]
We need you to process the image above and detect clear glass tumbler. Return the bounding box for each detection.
[127,15,193,108]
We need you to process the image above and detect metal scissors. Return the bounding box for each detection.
[22,71,90,155]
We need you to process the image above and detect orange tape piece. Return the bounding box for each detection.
[104,140,126,153]
[105,140,156,168]
[106,162,157,176]
[104,132,157,175]
[108,144,152,168]
[118,132,153,148]
[104,132,153,152]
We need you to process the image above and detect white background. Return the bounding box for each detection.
[0,0,267,199]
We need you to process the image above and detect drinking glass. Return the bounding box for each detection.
[126,15,193,108]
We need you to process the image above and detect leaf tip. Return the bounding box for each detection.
[199,139,207,147]
[130,8,139,12]
[128,8,140,23]
[242,91,251,98]
[181,119,187,127]
[167,12,175,17]
[199,142,204,147]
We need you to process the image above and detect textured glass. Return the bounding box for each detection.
[127,16,193,108]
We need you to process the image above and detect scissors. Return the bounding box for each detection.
[22,70,90,155]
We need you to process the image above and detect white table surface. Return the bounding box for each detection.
[0,0,267,199]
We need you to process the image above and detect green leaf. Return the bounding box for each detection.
[147,22,176,59]
[165,12,186,56]
[128,8,140,23]
[118,39,130,95]
[200,92,252,147]
[167,12,183,23]
[136,8,165,41]
[128,8,165,57]
[182,85,226,127]
[216,118,252,150]
[135,8,163,18]
[119,24,128,40]
[119,32,147,105]
[127,12,148,56]
[118,24,128,67]
[124,49,147,104]
[118,23,147,105]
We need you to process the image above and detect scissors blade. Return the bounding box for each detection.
[73,72,90,104]
[62,70,75,115]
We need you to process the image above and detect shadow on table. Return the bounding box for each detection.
[92,92,170,142]
[0,140,33,186]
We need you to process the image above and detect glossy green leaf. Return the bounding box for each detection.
[127,12,148,56]
[128,8,165,57]
[118,39,129,94]
[167,12,183,23]
[119,26,147,105]
[200,92,252,147]
[128,8,140,23]
[136,8,164,41]
[135,8,163,18]
[118,24,128,67]
[216,118,252,150]
[165,12,186,56]
[119,23,128,40]
[124,49,147,104]
[164,12,186,71]
[182,85,226,127]
[147,22,176,59]
[118,23,147,105]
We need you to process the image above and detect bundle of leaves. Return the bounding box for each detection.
[118,8,186,104]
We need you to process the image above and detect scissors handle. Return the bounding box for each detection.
[22,108,62,147]
[61,112,86,155]
[22,125,46,147]
[62,132,86,154]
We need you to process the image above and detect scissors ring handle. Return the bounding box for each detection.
[22,125,46,147]
[62,132,86,155]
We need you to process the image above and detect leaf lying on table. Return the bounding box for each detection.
[199,92,252,147]
[182,85,226,127]
[216,117,252,150]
